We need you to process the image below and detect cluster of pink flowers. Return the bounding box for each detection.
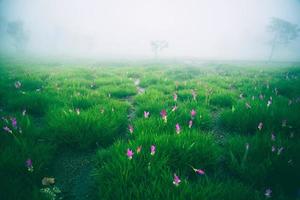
[2,117,21,134]
[126,145,156,160]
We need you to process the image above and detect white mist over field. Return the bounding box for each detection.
[0,0,300,61]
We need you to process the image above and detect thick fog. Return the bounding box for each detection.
[0,0,300,61]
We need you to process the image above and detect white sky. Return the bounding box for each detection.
[0,0,300,60]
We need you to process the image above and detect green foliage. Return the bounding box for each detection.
[0,60,299,200]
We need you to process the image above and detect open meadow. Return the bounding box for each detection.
[0,59,299,200]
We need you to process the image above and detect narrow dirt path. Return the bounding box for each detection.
[51,79,145,200]
[52,150,96,200]
[127,78,145,122]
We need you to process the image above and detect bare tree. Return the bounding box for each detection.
[267,17,300,61]
[6,20,29,52]
[150,40,168,58]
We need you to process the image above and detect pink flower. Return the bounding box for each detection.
[173,174,181,186]
[11,118,17,128]
[258,122,263,131]
[191,109,196,118]
[173,93,178,101]
[26,159,34,172]
[160,109,167,123]
[127,149,134,160]
[171,105,177,112]
[144,111,150,118]
[191,166,205,175]
[175,123,181,134]
[195,169,205,175]
[150,145,156,155]
[188,120,193,128]
[265,188,272,198]
[137,146,142,153]
[3,126,12,134]
[128,125,134,134]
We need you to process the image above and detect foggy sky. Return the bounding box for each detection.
[0,0,300,61]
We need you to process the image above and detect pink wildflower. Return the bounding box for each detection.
[26,159,34,172]
[175,123,181,134]
[191,166,205,175]
[173,174,181,186]
[11,118,17,128]
[127,149,134,160]
[190,109,196,118]
[173,93,178,101]
[171,105,177,112]
[160,109,167,123]
[3,126,12,134]
[144,111,150,118]
[128,125,134,134]
[150,145,156,156]
[188,120,193,128]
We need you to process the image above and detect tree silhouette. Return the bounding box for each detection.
[150,40,168,58]
[267,18,299,61]
[6,20,29,52]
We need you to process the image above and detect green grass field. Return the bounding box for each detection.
[0,59,299,200]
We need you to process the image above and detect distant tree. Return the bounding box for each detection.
[150,40,168,58]
[267,17,300,61]
[6,20,29,52]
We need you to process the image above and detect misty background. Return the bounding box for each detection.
[0,0,300,61]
